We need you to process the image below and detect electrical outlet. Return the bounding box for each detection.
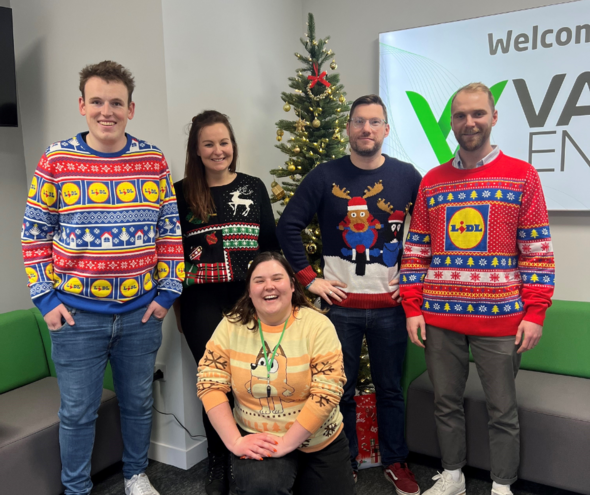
[154,363,166,382]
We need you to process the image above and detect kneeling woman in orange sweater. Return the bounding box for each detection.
[197,252,355,495]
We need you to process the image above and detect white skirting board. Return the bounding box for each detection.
[148,437,208,470]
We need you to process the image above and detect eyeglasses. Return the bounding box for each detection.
[348,118,387,129]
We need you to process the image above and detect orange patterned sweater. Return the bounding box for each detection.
[197,307,345,452]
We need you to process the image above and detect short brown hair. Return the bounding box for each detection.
[349,94,388,123]
[452,82,495,112]
[226,251,323,330]
[79,61,135,104]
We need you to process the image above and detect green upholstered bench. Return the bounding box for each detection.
[0,308,123,495]
[402,300,590,494]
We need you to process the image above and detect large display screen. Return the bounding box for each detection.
[0,7,18,127]
[380,0,590,210]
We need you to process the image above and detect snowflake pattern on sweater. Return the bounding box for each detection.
[197,308,345,453]
[400,152,555,336]
[22,133,184,315]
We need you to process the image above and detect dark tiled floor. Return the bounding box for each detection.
[91,453,577,495]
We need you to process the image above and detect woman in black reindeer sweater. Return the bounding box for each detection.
[173,110,279,495]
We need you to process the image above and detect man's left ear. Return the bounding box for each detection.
[492,109,498,127]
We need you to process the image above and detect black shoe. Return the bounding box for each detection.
[206,449,228,495]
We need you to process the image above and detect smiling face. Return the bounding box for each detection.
[78,77,135,153]
[197,123,234,179]
[249,260,295,325]
[451,90,498,153]
[346,103,390,158]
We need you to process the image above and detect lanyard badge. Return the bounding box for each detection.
[257,319,288,398]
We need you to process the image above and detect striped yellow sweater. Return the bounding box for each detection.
[197,307,345,452]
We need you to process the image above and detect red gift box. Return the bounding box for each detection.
[354,393,381,469]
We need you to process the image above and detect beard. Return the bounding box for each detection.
[349,133,383,157]
[455,125,492,152]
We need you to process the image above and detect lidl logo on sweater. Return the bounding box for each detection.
[445,205,489,252]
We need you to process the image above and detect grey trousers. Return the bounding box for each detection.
[424,325,521,484]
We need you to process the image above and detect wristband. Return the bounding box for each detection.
[305,278,317,290]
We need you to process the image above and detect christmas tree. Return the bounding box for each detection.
[269,13,351,278]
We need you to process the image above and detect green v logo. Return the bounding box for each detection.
[406,81,508,164]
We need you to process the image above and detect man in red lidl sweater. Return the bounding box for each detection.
[401,83,555,495]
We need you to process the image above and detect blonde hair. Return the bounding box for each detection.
[452,82,495,112]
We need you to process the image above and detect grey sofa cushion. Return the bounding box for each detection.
[406,363,590,494]
[0,377,123,495]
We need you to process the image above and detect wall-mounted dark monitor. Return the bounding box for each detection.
[0,7,18,127]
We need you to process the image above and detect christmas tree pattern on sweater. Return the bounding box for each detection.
[400,153,555,336]
[22,133,184,315]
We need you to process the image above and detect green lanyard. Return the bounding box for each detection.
[257,318,289,398]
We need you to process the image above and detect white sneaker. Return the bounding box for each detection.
[124,473,160,495]
[492,488,513,495]
[423,471,466,495]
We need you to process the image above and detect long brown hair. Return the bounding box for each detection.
[226,252,323,329]
[183,110,239,222]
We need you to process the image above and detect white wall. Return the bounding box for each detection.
[11,0,172,184]
[161,0,303,187]
[302,0,590,302]
[0,0,31,312]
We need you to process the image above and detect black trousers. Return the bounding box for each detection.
[231,429,356,495]
[179,281,245,455]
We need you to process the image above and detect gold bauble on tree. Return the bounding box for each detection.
[339,94,346,104]
[332,132,341,141]
[277,129,285,136]
[330,59,337,70]
[312,118,321,128]
[287,163,296,172]
[293,146,300,154]
[284,197,290,205]
[283,103,291,112]
[306,243,317,254]
[276,136,282,142]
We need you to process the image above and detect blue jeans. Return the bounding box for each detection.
[49,305,163,495]
[324,304,409,469]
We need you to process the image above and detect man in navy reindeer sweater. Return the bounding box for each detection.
[277,95,422,494]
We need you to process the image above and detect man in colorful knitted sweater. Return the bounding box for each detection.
[21,61,184,495]
[277,95,422,494]
[401,83,555,495]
